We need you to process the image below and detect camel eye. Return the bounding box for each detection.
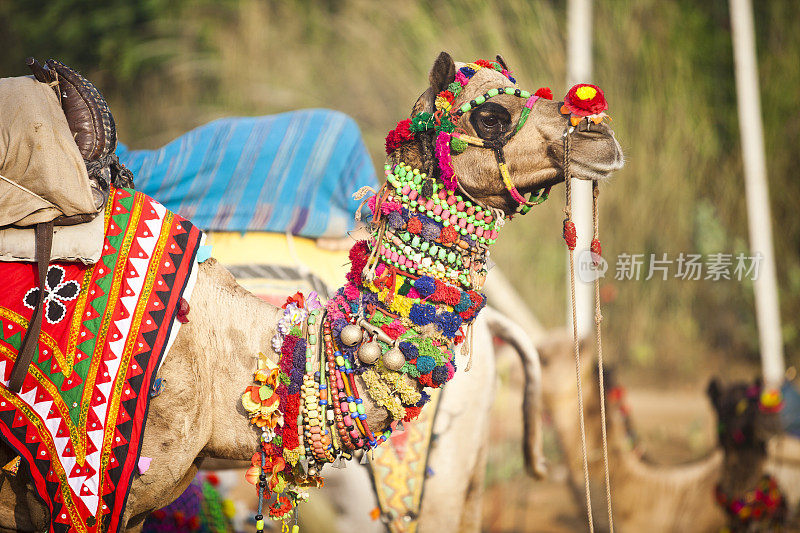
[470,102,512,140]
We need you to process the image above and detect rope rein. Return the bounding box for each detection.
[563,131,595,533]
[593,180,615,533]
[563,126,615,533]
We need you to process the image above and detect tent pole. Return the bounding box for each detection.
[566,0,594,338]
[729,0,785,388]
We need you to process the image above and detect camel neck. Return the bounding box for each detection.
[373,160,502,289]
[719,447,768,495]
[326,161,496,385]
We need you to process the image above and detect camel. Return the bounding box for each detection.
[0,51,622,532]
[537,331,727,533]
[707,378,800,531]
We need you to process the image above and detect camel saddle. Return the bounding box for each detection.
[0,58,134,393]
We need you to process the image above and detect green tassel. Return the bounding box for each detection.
[409,112,434,133]
[450,137,467,153]
[447,82,463,96]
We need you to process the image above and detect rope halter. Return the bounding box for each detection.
[386,60,554,216]
[447,88,551,214]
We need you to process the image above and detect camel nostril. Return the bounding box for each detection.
[575,120,611,137]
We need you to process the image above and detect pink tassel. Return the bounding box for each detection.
[435,131,457,191]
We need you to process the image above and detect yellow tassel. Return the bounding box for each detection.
[464,323,475,371]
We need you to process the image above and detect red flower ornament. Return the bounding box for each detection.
[561,83,608,126]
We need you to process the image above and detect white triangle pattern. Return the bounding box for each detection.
[79,199,167,512]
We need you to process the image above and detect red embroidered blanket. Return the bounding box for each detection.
[0,187,204,532]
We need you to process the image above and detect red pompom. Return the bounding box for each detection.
[403,405,423,422]
[439,90,455,103]
[440,225,458,245]
[535,87,553,100]
[418,372,436,388]
[432,281,460,306]
[395,118,413,140]
[475,59,495,69]
[407,217,422,234]
[384,119,415,154]
[563,219,577,250]
[347,240,371,284]
[384,129,399,155]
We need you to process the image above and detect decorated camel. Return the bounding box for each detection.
[537,331,726,532]
[538,331,800,532]
[0,52,622,532]
[707,377,797,531]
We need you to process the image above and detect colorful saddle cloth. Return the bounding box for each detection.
[0,187,204,532]
[116,109,377,238]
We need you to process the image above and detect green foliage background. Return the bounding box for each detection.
[1,0,797,380]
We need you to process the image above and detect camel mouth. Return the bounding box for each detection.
[569,127,625,181]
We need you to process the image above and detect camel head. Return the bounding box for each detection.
[392,52,624,214]
[707,377,784,453]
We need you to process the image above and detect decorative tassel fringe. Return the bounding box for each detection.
[352,186,377,221]
[463,323,475,371]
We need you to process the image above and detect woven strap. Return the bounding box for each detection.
[8,220,54,392]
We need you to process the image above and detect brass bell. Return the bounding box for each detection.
[382,347,405,371]
[340,324,363,346]
[358,341,381,364]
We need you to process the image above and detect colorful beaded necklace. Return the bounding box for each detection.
[715,475,786,528]
[241,59,555,531]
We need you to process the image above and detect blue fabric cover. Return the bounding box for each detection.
[117,109,378,237]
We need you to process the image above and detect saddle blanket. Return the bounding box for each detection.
[0,187,204,532]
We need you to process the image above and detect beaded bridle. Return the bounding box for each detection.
[445,88,551,214]
[397,60,554,216]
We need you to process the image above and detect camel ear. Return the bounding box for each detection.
[429,51,456,94]
[707,378,721,408]
[412,51,456,115]
[496,54,510,72]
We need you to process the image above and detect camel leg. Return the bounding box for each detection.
[0,442,47,532]
[416,319,495,533]
[123,458,201,532]
[457,441,489,533]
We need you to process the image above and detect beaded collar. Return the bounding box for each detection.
[715,475,786,527]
